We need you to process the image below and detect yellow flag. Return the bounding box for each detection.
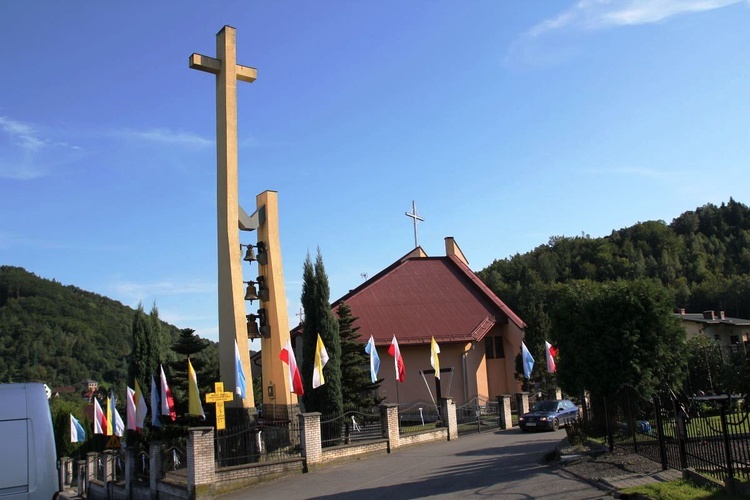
[312,334,329,389]
[106,396,113,436]
[430,337,440,379]
[188,358,205,418]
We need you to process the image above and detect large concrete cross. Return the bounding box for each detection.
[189,26,256,409]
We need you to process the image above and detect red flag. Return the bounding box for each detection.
[280,339,304,395]
[160,365,176,421]
[387,336,406,382]
[93,397,107,435]
[545,341,558,373]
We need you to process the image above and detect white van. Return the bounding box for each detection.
[0,383,59,499]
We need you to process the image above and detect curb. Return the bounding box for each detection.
[553,460,619,495]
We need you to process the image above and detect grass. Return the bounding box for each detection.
[620,478,745,499]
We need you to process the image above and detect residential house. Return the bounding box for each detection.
[676,309,750,356]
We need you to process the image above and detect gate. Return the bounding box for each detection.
[456,397,500,435]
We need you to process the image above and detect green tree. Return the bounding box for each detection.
[300,250,343,442]
[685,335,723,395]
[551,279,687,429]
[336,301,382,410]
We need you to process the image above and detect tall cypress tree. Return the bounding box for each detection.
[300,250,343,434]
[337,301,382,410]
[148,303,166,372]
[128,303,150,395]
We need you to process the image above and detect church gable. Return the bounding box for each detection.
[334,253,523,347]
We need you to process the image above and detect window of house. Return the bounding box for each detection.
[485,336,505,359]
[731,335,739,345]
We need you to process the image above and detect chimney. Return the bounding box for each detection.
[444,237,469,266]
[719,311,726,320]
[676,308,686,315]
[702,310,715,320]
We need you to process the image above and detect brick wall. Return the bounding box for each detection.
[321,440,389,464]
[400,429,447,446]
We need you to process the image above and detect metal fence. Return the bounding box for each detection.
[398,402,441,434]
[456,397,501,435]
[215,418,302,467]
[160,438,187,478]
[603,388,750,486]
[320,410,384,447]
[112,449,126,482]
[135,450,150,482]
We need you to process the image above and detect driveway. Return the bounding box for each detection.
[219,428,609,499]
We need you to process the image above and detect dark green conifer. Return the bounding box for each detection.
[337,301,382,410]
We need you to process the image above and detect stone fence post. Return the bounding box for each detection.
[440,398,458,440]
[188,427,216,498]
[380,403,400,450]
[85,452,97,491]
[76,459,86,498]
[299,412,322,469]
[59,456,72,488]
[103,450,115,483]
[515,392,529,416]
[149,440,161,498]
[497,395,513,429]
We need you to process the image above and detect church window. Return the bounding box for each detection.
[485,336,505,359]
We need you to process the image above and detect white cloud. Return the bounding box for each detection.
[114,128,213,147]
[0,116,45,151]
[0,116,83,180]
[530,0,742,36]
[507,0,744,69]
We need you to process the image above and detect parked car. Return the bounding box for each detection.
[518,399,579,431]
[0,383,59,499]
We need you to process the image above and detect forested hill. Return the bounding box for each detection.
[478,198,750,319]
[0,266,181,387]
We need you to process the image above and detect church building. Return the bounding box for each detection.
[330,237,526,405]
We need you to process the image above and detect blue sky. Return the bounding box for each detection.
[2,1,750,346]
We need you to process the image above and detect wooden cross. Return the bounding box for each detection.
[205,382,235,430]
[405,200,424,248]
[422,368,452,402]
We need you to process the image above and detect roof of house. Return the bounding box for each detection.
[326,247,525,347]
[675,311,750,326]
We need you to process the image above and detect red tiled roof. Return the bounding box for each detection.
[331,252,525,347]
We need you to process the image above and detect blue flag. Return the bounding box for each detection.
[150,375,162,427]
[364,335,380,383]
[234,339,246,399]
[521,341,535,380]
[70,414,85,443]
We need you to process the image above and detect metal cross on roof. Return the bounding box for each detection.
[405,200,425,248]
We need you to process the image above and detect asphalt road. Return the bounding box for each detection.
[219,428,610,499]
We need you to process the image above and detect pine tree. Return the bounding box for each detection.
[337,301,382,410]
[169,328,209,416]
[300,250,343,442]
